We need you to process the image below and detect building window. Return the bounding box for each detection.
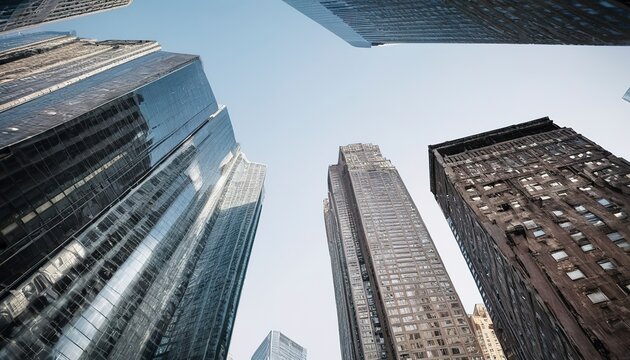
[598,259,617,270]
[586,289,609,304]
[552,210,564,217]
[575,205,587,214]
[533,229,546,238]
[581,243,595,252]
[567,269,585,280]
[551,250,568,261]
[615,241,630,251]
[607,232,624,242]
[570,232,586,242]
[523,220,537,229]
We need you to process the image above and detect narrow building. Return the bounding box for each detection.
[469,304,506,360]
[325,143,481,360]
[429,118,630,359]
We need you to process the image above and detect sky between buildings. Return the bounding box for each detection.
[29,1,630,359]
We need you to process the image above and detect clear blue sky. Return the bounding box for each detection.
[34,1,630,359]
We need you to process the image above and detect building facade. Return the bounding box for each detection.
[468,304,506,360]
[429,118,630,360]
[624,88,630,103]
[0,0,131,33]
[283,0,630,47]
[324,144,482,360]
[251,330,307,360]
[0,32,266,360]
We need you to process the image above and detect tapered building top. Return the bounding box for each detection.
[0,0,132,34]
[251,331,307,360]
[283,0,630,47]
[624,88,630,103]
[325,143,482,360]
[430,118,630,359]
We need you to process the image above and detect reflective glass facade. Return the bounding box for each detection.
[283,0,630,47]
[324,144,481,360]
[0,33,266,360]
[251,330,307,360]
[0,0,131,33]
[624,88,630,103]
[429,118,630,359]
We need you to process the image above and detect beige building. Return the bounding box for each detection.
[469,304,506,360]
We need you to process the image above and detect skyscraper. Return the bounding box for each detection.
[0,32,266,360]
[282,0,630,47]
[429,118,630,360]
[0,0,131,33]
[468,304,506,360]
[624,88,630,103]
[251,330,307,360]
[324,144,482,360]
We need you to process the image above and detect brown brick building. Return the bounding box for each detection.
[429,118,630,360]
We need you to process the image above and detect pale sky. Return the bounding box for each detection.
[34,1,630,359]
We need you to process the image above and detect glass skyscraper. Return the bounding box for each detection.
[324,144,481,360]
[429,118,630,359]
[283,0,630,47]
[624,88,630,103]
[0,0,131,33]
[0,32,265,360]
[251,330,307,360]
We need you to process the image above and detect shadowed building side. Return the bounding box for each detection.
[429,118,630,360]
[282,0,630,47]
[0,0,132,34]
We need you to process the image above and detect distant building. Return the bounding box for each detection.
[251,331,307,360]
[469,304,506,360]
[282,0,630,47]
[430,118,630,359]
[624,88,630,103]
[0,32,266,360]
[325,144,482,360]
[0,0,131,33]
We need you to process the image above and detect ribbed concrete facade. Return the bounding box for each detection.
[283,0,630,47]
[325,144,481,360]
[430,118,630,360]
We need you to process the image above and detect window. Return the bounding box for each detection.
[581,243,595,252]
[575,205,587,214]
[533,229,546,238]
[559,221,572,230]
[567,269,585,280]
[523,220,537,229]
[552,210,564,217]
[586,289,609,304]
[598,259,616,271]
[616,241,630,251]
[551,250,568,261]
[571,232,586,242]
[607,232,624,242]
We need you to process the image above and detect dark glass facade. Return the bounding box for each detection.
[0,0,131,33]
[325,144,481,360]
[0,33,266,360]
[429,118,630,360]
[283,0,630,47]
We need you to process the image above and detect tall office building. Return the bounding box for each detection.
[251,330,307,360]
[324,144,482,360]
[0,32,266,360]
[624,88,630,103]
[429,118,630,360]
[468,304,506,360]
[283,0,630,47]
[0,0,131,33]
